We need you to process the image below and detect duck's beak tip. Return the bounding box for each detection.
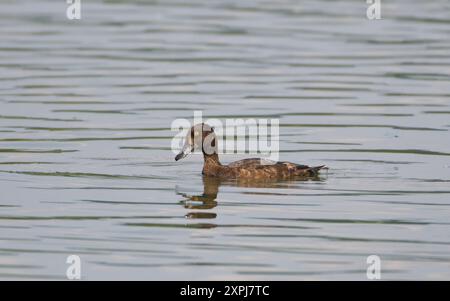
[175,153,184,161]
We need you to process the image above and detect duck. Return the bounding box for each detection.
[175,123,326,179]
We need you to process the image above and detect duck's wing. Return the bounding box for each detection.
[228,159,312,169]
[227,159,327,178]
[227,158,276,168]
[252,161,326,177]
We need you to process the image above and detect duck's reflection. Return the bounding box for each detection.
[177,175,323,223]
[177,177,220,222]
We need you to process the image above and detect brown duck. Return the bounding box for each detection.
[175,123,326,179]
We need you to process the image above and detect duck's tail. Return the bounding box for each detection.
[306,165,328,176]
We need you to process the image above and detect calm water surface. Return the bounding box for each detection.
[0,0,450,280]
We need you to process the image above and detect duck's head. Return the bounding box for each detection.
[175,123,218,161]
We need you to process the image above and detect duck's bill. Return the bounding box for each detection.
[175,151,187,161]
[175,145,192,161]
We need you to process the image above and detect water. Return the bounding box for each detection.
[0,0,450,280]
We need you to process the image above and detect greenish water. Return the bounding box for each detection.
[0,0,449,280]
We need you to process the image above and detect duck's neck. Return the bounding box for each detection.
[204,153,221,166]
[202,154,222,175]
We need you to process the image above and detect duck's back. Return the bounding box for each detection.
[224,158,324,179]
[227,158,268,168]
